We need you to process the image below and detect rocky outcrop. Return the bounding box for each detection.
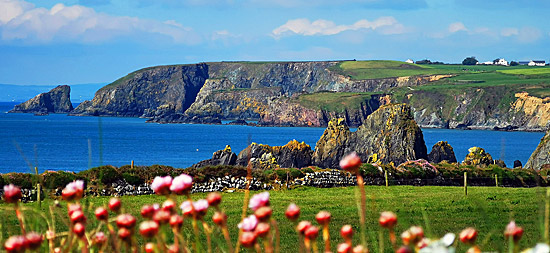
[72,64,209,117]
[428,141,457,163]
[525,129,550,170]
[462,147,493,167]
[235,140,313,169]
[9,85,73,114]
[313,104,428,168]
[192,145,237,168]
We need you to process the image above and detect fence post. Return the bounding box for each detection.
[385,170,389,187]
[464,172,468,196]
[35,167,41,207]
[495,174,498,187]
[131,160,134,169]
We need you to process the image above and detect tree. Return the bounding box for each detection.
[415,59,431,64]
[510,61,519,66]
[462,57,478,65]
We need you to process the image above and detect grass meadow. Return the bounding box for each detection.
[1,185,548,252]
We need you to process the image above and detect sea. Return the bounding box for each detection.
[0,102,544,173]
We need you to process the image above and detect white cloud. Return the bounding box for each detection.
[0,0,200,44]
[271,17,403,38]
[516,27,542,43]
[501,28,519,37]
[448,22,467,33]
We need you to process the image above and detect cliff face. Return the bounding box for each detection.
[9,85,73,113]
[403,87,550,131]
[525,129,550,170]
[73,64,209,117]
[313,104,427,168]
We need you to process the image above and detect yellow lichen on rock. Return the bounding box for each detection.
[512,92,550,128]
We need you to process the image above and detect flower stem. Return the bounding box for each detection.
[201,220,212,253]
[304,238,311,253]
[355,172,368,250]
[14,203,26,235]
[221,225,234,253]
[322,225,330,253]
[271,219,280,253]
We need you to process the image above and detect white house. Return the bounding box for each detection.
[405,59,414,64]
[478,61,494,65]
[495,58,508,66]
[528,60,546,66]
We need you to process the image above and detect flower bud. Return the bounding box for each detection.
[3,184,22,204]
[73,222,86,237]
[340,225,353,240]
[340,152,362,172]
[118,228,131,241]
[239,232,256,248]
[285,203,300,221]
[92,232,107,246]
[67,203,82,217]
[352,245,367,253]
[151,176,172,195]
[145,242,155,253]
[459,227,478,245]
[297,221,312,234]
[396,246,413,253]
[25,232,43,250]
[379,211,397,229]
[304,226,319,240]
[95,207,108,221]
[254,206,272,222]
[337,243,352,253]
[108,198,121,212]
[162,199,176,214]
[62,180,84,201]
[255,222,271,238]
[315,211,331,226]
[4,235,27,253]
[139,221,159,238]
[141,205,155,219]
[504,221,523,242]
[212,211,227,226]
[70,210,87,224]
[153,210,171,225]
[116,214,136,229]
[206,192,222,207]
[170,215,184,229]
[249,192,269,211]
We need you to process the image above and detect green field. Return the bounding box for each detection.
[2,186,548,252]
[297,92,377,112]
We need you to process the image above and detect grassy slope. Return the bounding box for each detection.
[297,92,376,112]
[2,186,547,252]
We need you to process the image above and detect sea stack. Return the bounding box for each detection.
[9,85,73,114]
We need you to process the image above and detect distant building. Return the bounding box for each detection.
[405,59,414,64]
[478,61,494,65]
[519,61,530,65]
[495,58,508,66]
[528,60,546,66]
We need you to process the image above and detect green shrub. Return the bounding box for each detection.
[289,168,304,179]
[122,172,144,185]
[100,166,120,185]
[4,173,36,189]
[301,167,314,174]
[0,174,5,187]
[360,163,383,178]
[42,171,77,189]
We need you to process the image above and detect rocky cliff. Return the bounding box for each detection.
[9,85,73,114]
[313,103,427,168]
[525,129,550,170]
[72,61,455,126]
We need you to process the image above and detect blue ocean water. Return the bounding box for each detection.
[0,102,544,173]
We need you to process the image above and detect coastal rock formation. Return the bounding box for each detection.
[313,103,428,168]
[428,141,457,163]
[73,61,455,127]
[235,140,313,169]
[462,147,493,167]
[192,145,237,168]
[513,160,522,168]
[72,64,209,117]
[525,129,550,170]
[9,85,73,114]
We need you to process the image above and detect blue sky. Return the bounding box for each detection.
[0,0,549,85]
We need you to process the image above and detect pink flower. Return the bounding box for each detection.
[170,174,193,195]
[238,215,258,232]
[3,184,22,203]
[180,200,193,217]
[151,176,172,195]
[249,192,269,211]
[62,180,85,201]
[194,199,209,217]
[504,221,523,242]
[339,152,362,172]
